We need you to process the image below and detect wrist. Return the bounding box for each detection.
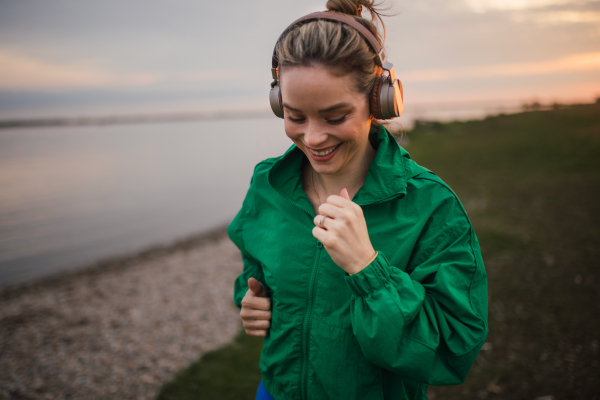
[348,250,379,276]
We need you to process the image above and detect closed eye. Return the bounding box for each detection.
[326,115,347,125]
[286,114,347,124]
[287,116,305,124]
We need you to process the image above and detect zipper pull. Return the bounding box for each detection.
[317,241,323,248]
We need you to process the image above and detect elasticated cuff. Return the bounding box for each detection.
[344,251,392,296]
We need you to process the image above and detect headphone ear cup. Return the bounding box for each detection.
[369,75,385,120]
[269,83,284,118]
[394,79,404,117]
[378,75,404,119]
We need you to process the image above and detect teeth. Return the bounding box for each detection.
[310,144,339,156]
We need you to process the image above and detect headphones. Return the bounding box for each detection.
[269,11,403,120]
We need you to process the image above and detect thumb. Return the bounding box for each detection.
[248,277,267,297]
[340,187,350,200]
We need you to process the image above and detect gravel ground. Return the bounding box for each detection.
[0,225,243,400]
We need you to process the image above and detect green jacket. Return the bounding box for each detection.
[228,126,488,400]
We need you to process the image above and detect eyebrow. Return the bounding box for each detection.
[282,102,352,113]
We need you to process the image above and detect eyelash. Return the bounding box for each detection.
[287,115,347,125]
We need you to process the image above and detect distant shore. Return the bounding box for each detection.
[1,99,574,130]
[0,223,244,400]
[0,109,272,129]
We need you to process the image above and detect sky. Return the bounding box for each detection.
[0,0,599,119]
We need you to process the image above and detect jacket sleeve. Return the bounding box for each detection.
[228,168,269,309]
[344,213,488,385]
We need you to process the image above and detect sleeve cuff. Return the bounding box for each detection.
[344,251,392,296]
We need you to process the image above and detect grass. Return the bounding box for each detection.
[156,329,263,400]
[156,103,600,400]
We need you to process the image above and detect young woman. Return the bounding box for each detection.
[228,1,488,399]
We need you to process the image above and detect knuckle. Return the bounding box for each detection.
[255,320,267,328]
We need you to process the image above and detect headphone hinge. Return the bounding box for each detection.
[383,61,396,82]
[270,68,279,88]
[377,48,387,65]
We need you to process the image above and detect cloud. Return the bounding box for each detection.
[403,52,600,82]
[0,50,159,91]
[0,50,249,91]
[462,0,600,27]
[463,0,576,13]
[511,10,600,24]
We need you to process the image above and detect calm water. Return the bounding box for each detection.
[0,117,292,288]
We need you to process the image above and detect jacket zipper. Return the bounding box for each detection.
[301,240,322,400]
[269,187,321,400]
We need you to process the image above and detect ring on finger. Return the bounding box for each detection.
[318,215,326,227]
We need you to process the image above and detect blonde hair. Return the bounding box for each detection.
[275,0,402,137]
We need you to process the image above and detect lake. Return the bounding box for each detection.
[0,117,292,287]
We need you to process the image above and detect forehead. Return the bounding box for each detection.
[279,65,364,109]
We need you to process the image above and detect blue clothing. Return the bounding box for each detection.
[256,380,275,400]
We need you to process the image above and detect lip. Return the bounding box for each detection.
[307,143,342,162]
[307,144,339,151]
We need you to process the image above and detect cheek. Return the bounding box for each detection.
[284,121,300,141]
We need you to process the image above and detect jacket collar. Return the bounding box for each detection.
[267,125,420,214]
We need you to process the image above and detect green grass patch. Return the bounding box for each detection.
[157,103,600,400]
[156,328,263,400]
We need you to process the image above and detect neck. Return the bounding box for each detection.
[309,140,377,202]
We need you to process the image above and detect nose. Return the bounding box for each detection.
[303,120,328,148]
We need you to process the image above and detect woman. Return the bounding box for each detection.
[228,1,488,399]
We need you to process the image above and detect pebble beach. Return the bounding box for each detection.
[0,224,243,400]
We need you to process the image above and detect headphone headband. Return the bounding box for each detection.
[271,11,387,71]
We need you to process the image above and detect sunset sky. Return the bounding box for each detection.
[0,0,598,119]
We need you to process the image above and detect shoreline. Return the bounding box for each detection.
[0,222,245,399]
[0,223,230,299]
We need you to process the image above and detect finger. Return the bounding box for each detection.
[245,329,268,337]
[248,277,268,297]
[325,194,355,208]
[326,196,362,217]
[340,187,350,200]
[312,225,326,244]
[243,319,271,329]
[313,214,328,230]
[316,203,345,220]
[242,295,271,311]
[240,308,272,320]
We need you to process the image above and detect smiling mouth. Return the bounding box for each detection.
[308,143,341,156]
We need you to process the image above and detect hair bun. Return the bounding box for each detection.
[325,0,362,16]
[325,0,388,40]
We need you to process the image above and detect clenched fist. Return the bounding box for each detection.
[240,277,272,337]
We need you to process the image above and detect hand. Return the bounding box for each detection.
[312,188,377,275]
[240,277,272,337]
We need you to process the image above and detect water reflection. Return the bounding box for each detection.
[0,117,290,287]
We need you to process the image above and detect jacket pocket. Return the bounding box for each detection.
[308,318,385,400]
[260,308,302,399]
